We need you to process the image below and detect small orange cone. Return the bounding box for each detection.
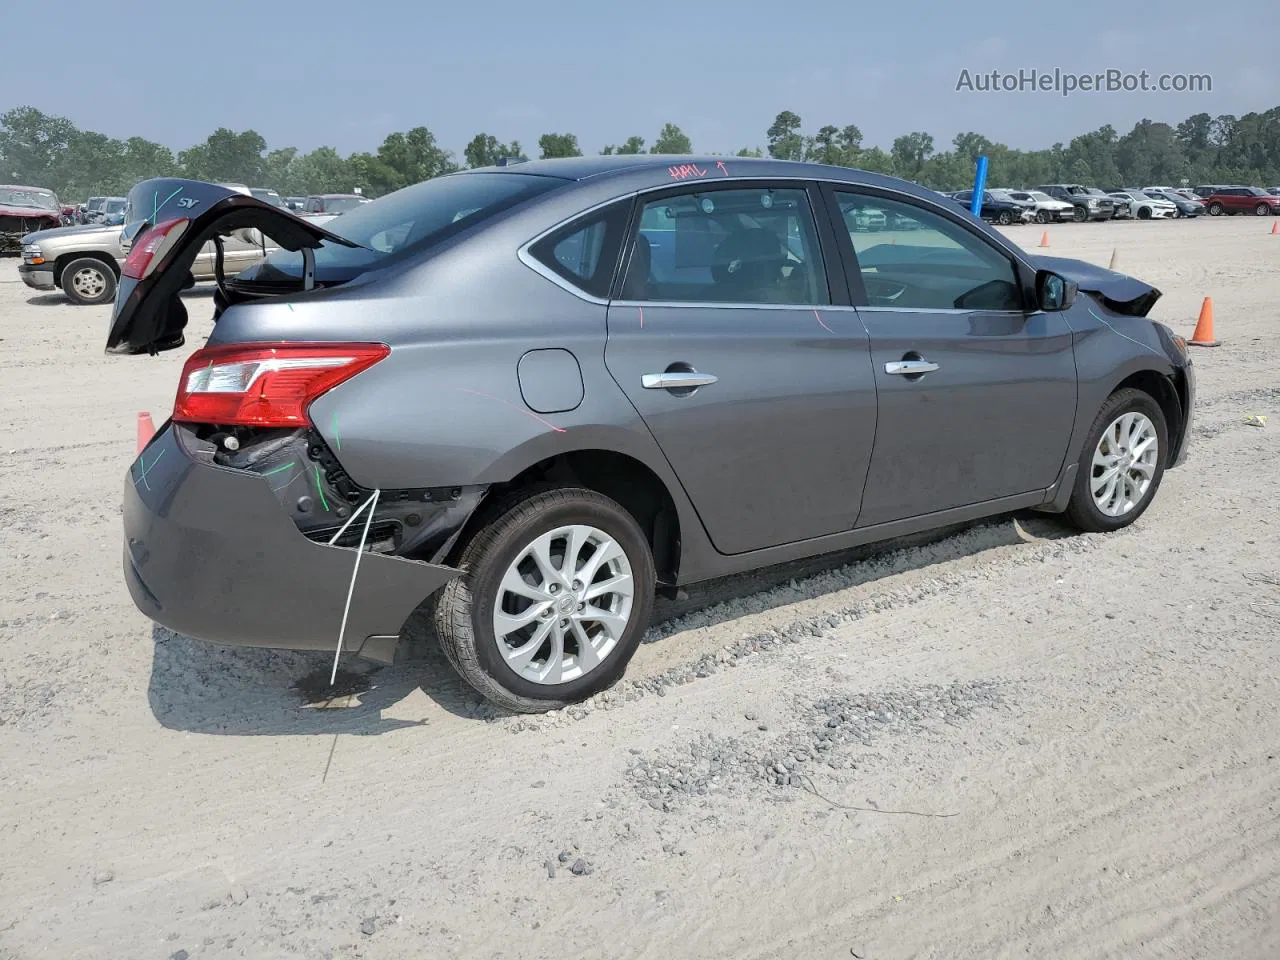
[1039,230,1049,248]
[1271,221,1278,235]
[136,411,156,453]
[1188,297,1220,348]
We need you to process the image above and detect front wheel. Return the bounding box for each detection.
[997,210,1013,225]
[434,487,656,713]
[1064,388,1169,533]
[1208,202,1223,216]
[60,257,117,305]
[1035,210,1050,224]
[1255,203,1271,216]
[1073,205,1088,222]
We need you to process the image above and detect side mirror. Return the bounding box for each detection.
[1036,270,1078,311]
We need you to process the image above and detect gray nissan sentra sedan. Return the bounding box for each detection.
[108,156,1194,712]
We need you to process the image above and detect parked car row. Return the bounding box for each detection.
[17,183,339,305]
[15,182,363,304]
[933,182,1280,224]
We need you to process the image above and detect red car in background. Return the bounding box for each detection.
[1193,185,1280,216]
[0,184,62,254]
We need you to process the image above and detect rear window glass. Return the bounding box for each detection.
[262,173,566,278]
[528,201,630,299]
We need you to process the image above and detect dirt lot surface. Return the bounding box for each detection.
[2,217,1279,960]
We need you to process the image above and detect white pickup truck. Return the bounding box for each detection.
[19,182,335,305]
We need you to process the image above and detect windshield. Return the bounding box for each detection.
[1246,187,1270,197]
[251,188,286,208]
[988,190,1013,201]
[259,172,565,279]
[105,199,127,214]
[0,187,59,211]
[1028,191,1052,202]
[87,197,106,212]
[321,196,368,214]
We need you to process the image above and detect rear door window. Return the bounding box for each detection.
[620,185,829,305]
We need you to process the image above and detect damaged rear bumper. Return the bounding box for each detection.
[123,424,461,653]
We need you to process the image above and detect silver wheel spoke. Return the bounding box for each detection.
[505,618,555,672]
[494,602,549,639]
[538,626,566,684]
[577,538,624,586]
[527,532,562,586]
[582,607,629,642]
[584,572,633,602]
[499,566,545,604]
[569,621,602,671]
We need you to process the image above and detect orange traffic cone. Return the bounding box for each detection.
[1271,221,1278,235]
[136,411,156,453]
[1039,230,1049,248]
[1188,297,1220,348]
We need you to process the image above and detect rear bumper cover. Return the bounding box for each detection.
[123,425,461,652]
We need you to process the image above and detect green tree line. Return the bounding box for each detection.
[3,104,1279,203]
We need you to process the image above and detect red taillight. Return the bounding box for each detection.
[173,342,390,427]
[122,218,190,280]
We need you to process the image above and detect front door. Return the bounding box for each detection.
[828,188,1078,528]
[604,182,878,556]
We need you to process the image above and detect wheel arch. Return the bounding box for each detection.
[448,443,687,586]
[53,250,120,286]
[1107,368,1185,464]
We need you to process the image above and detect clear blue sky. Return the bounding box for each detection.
[10,0,1277,158]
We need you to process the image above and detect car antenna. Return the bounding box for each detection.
[326,488,381,686]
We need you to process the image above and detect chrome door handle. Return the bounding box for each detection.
[642,371,719,390]
[884,359,939,376]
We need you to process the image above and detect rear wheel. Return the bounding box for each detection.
[434,487,656,713]
[1064,388,1168,533]
[60,257,117,305]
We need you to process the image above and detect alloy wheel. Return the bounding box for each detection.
[492,524,635,685]
[72,266,107,299]
[1091,412,1160,518]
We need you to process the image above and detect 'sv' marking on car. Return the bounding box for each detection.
[456,387,567,433]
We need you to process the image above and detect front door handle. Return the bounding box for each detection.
[884,359,939,376]
[642,371,719,390]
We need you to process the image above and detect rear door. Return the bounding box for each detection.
[825,187,1077,528]
[601,181,878,555]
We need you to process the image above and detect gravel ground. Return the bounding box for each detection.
[2,216,1280,959]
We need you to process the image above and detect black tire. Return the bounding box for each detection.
[60,257,117,305]
[1137,206,1152,220]
[1064,388,1169,533]
[1255,203,1271,216]
[1035,210,1050,224]
[1072,205,1088,223]
[1207,202,1223,216]
[997,210,1013,225]
[434,486,656,713]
